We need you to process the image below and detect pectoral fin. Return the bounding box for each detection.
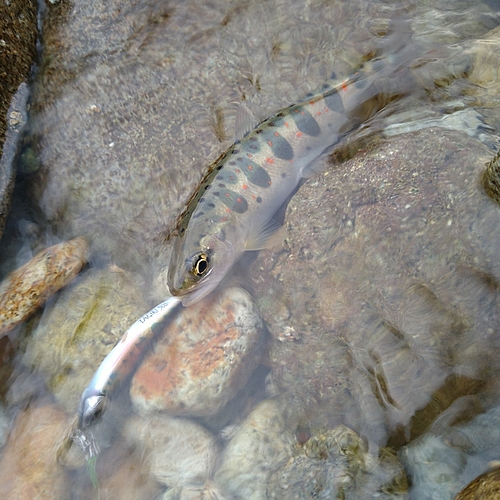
[245,217,287,251]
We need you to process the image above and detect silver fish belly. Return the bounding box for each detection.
[168,56,410,305]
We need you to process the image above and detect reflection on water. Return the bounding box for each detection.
[1,0,500,498]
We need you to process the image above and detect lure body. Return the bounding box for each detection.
[77,296,182,429]
[168,55,409,305]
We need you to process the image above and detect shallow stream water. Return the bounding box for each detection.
[1,0,500,498]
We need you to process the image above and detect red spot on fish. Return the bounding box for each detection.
[268,180,272,185]
[266,157,274,164]
[341,82,348,91]
[225,208,231,212]
[284,121,289,127]
[221,217,228,222]
[225,193,230,197]
[235,169,241,173]
[323,108,328,113]
[247,153,253,159]
[237,197,242,203]
[296,131,303,138]
[247,165,253,170]
[274,131,279,137]
[309,100,315,105]
[316,111,322,116]
[268,140,273,146]
[251,194,256,200]
[242,184,248,190]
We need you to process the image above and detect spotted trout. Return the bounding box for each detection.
[168,51,416,305]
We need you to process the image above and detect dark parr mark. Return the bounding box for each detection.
[261,128,294,160]
[291,106,321,137]
[220,189,248,213]
[355,77,368,89]
[324,89,344,113]
[242,158,272,188]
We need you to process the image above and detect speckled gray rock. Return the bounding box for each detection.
[130,287,265,417]
[123,413,220,490]
[22,267,148,413]
[214,399,296,499]
[252,129,500,447]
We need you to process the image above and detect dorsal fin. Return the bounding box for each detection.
[234,102,259,141]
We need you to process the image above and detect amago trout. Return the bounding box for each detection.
[168,50,416,305]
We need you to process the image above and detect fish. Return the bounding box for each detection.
[77,295,182,429]
[168,51,416,306]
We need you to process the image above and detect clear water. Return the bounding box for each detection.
[1,0,500,498]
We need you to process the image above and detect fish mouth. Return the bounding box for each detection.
[167,273,215,306]
[181,273,221,306]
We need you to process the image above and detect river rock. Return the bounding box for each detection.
[22,266,148,413]
[0,237,89,337]
[267,425,408,499]
[160,482,225,500]
[130,286,265,417]
[214,399,296,499]
[251,128,500,448]
[123,413,220,490]
[87,437,163,500]
[0,404,70,500]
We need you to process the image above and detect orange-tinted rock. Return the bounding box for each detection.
[0,237,89,337]
[130,287,265,417]
[0,404,70,499]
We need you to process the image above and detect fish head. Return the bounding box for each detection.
[167,223,243,306]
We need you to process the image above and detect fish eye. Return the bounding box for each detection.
[192,252,210,277]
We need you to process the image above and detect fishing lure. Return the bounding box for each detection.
[78,296,182,429]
